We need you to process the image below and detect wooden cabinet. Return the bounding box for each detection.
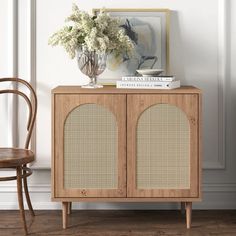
[52,86,202,229]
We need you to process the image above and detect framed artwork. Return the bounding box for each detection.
[93,8,170,85]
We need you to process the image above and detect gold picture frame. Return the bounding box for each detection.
[93,8,170,85]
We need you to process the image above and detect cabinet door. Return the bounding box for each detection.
[53,94,126,198]
[127,94,200,198]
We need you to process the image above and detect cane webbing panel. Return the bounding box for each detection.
[64,104,118,189]
[137,104,190,189]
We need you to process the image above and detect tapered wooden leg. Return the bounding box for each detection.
[17,166,28,235]
[67,202,72,215]
[23,165,35,216]
[185,202,192,229]
[181,202,185,215]
[62,202,68,229]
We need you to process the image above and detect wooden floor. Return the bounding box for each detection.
[0,210,236,235]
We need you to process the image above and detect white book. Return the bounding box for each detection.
[122,76,175,82]
[116,80,180,89]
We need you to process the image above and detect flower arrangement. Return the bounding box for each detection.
[48,4,134,59]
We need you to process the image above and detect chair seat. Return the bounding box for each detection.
[0,148,34,168]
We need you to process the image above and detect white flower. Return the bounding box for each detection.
[48,4,134,59]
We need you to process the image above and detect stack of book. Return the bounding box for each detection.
[116,76,180,89]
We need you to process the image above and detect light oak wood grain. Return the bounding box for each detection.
[53,94,126,198]
[52,86,202,229]
[52,86,201,94]
[127,94,199,198]
[52,197,201,202]
[67,202,72,215]
[185,202,192,229]
[62,202,68,229]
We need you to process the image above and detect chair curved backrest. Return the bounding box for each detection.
[0,78,37,149]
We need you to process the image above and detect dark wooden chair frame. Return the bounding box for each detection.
[0,78,37,235]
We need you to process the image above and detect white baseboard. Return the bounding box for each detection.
[0,183,236,210]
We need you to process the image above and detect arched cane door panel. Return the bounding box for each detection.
[127,94,199,198]
[64,104,118,189]
[54,94,126,198]
[137,104,190,190]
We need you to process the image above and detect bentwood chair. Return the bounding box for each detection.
[0,78,37,235]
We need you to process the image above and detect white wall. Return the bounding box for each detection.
[0,0,17,147]
[0,0,236,209]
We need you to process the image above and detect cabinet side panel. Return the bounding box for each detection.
[51,93,55,199]
[198,94,202,199]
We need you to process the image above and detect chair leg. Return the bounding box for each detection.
[23,165,35,216]
[17,166,28,235]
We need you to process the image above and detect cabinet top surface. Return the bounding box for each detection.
[52,85,201,94]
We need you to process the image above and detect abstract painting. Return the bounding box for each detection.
[94,9,170,84]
